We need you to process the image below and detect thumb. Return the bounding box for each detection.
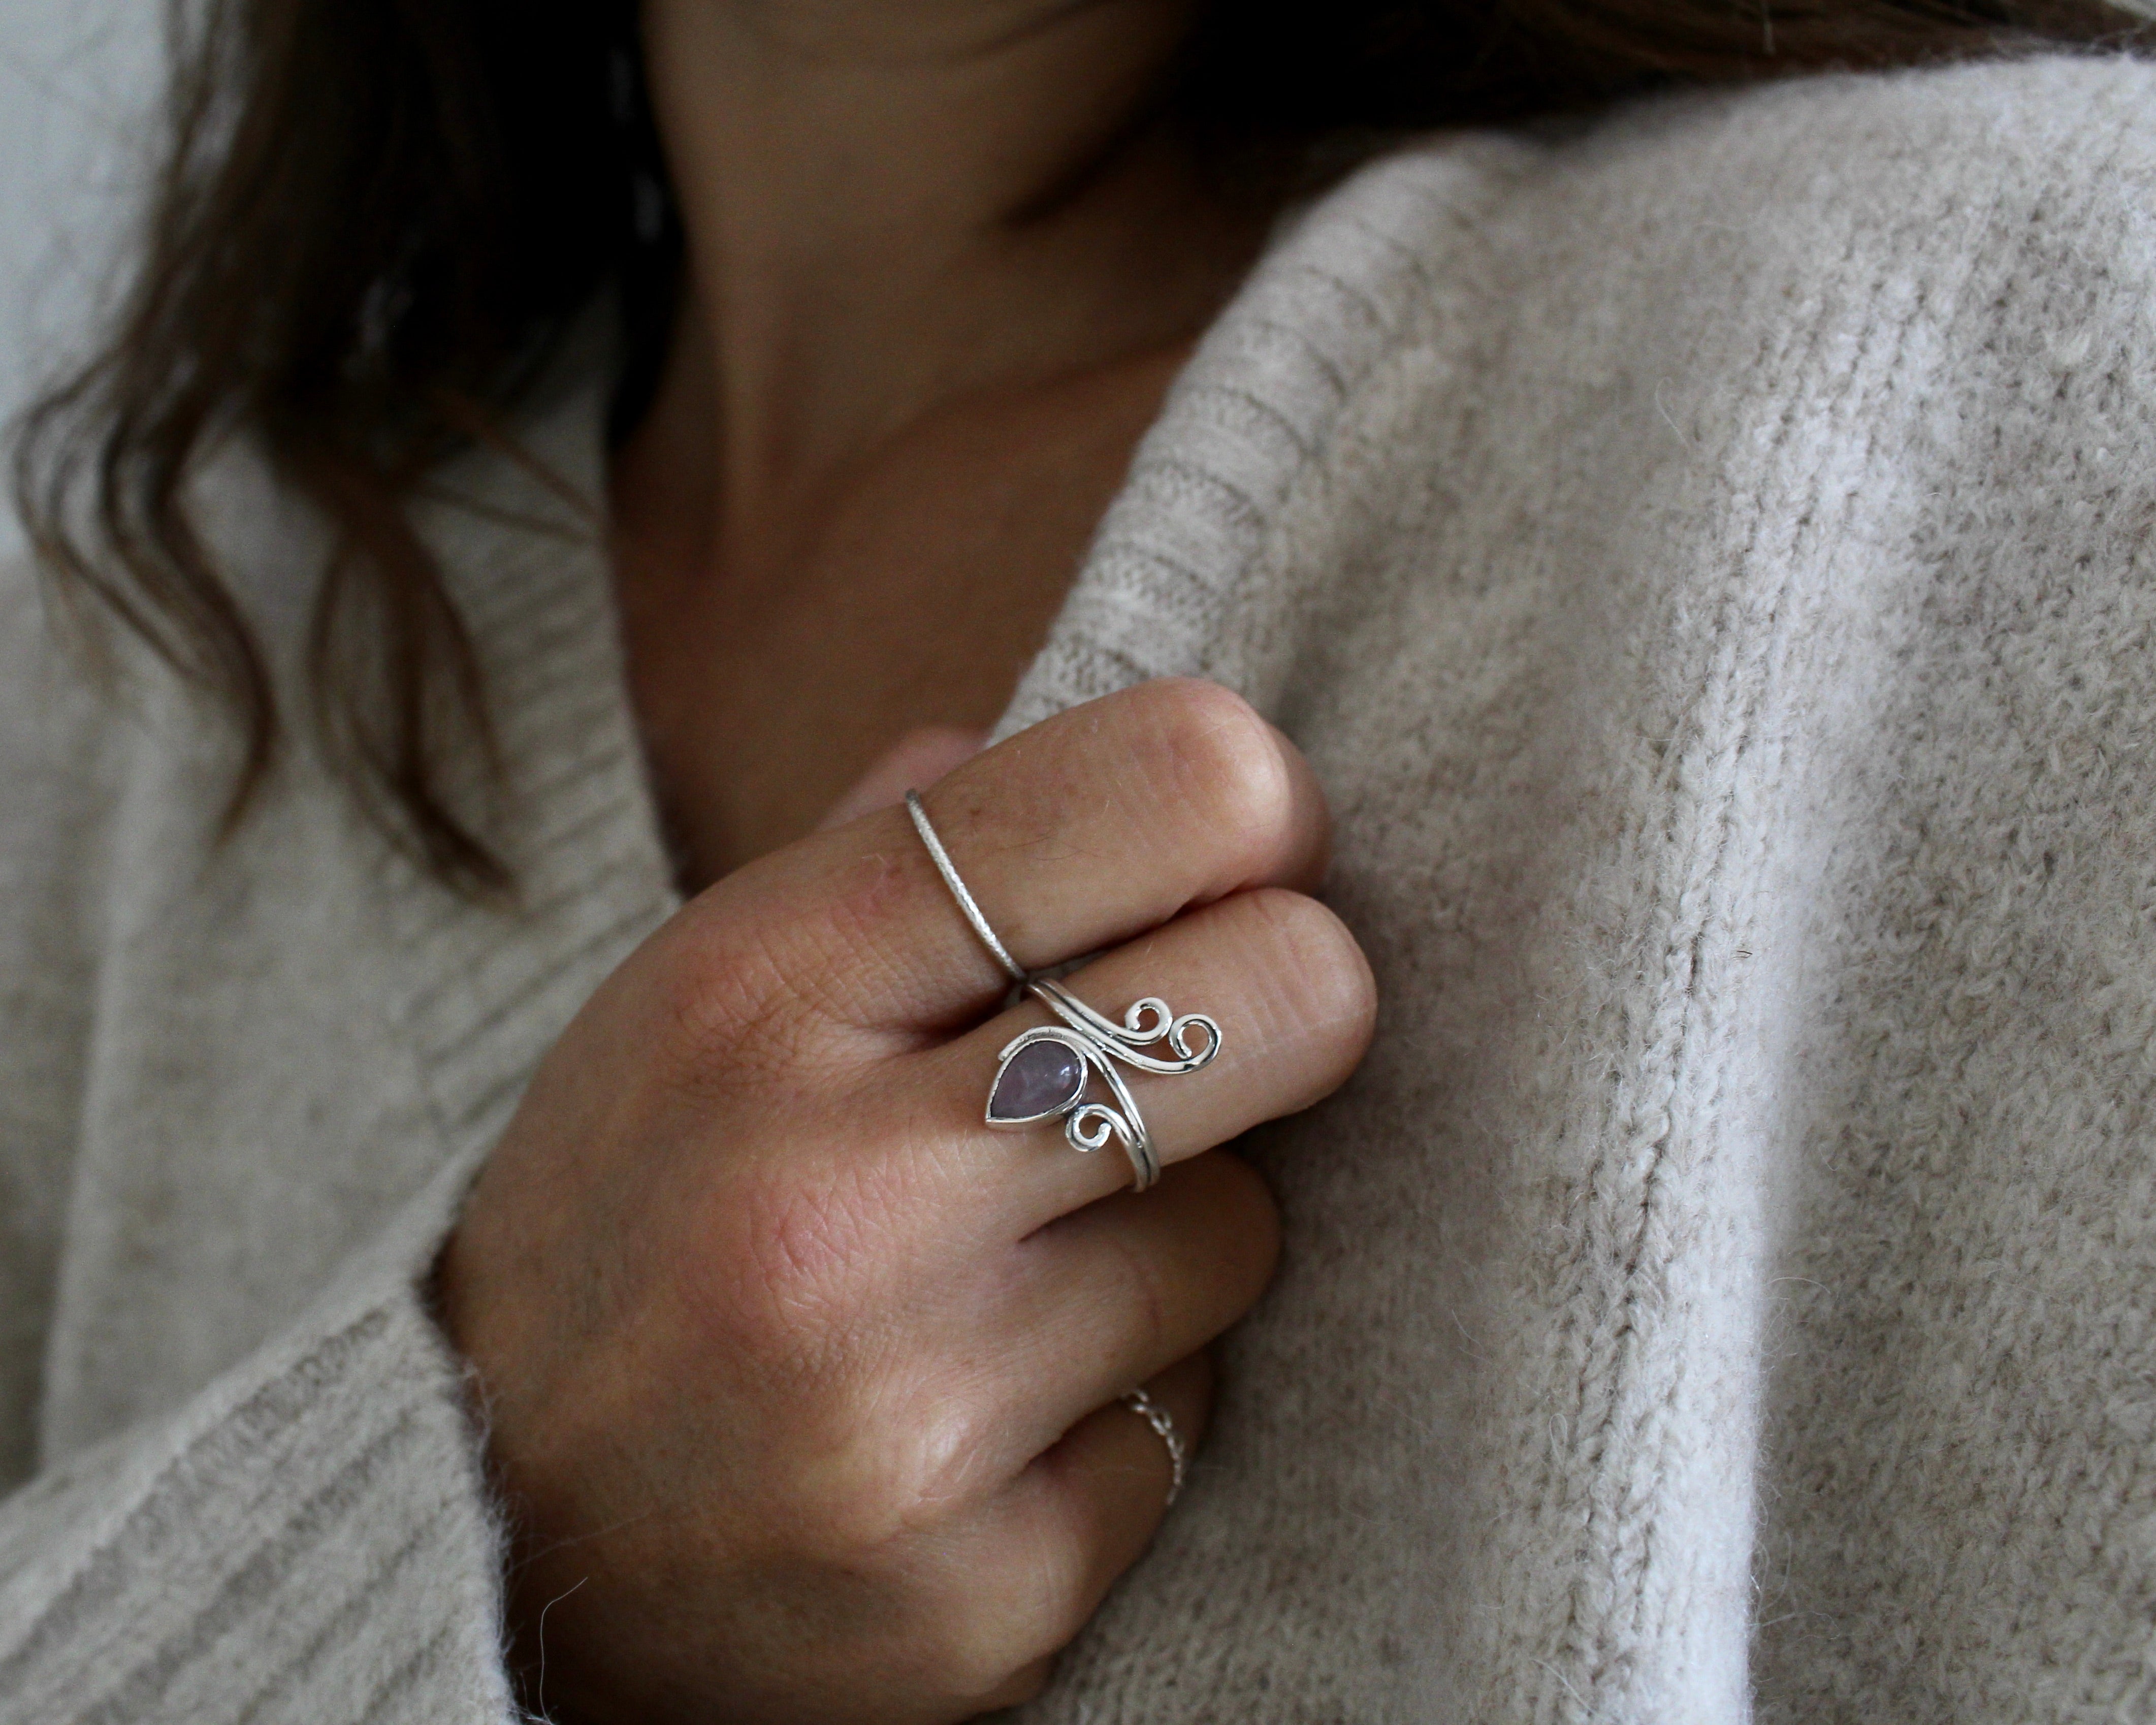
[817,725,986,832]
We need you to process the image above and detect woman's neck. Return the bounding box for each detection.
[631,0,1261,572]
[614,0,1270,882]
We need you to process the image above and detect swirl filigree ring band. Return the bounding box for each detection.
[906,790,1222,1193]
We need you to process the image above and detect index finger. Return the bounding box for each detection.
[705,678,1331,1035]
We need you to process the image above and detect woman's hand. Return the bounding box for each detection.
[435,678,1377,1724]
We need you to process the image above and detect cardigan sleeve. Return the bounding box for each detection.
[0,1223,519,1725]
[0,567,519,1724]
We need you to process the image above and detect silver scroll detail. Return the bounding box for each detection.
[987,978,1221,1191]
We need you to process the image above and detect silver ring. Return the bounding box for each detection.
[1121,1387,1188,1506]
[905,790,1221,1193]
[906,789,1024,983]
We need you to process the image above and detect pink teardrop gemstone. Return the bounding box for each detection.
[989,1039,1086,1123]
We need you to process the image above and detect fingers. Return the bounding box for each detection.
[939,1351,1214,1700]
[988,1153,1273,1462]
[684,679,1331,1040]
[907,680,1331,998]
[1032,1349,1212,1593]
[917,884,1376,1233]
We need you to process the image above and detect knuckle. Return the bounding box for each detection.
[691,1150,913,1369]
[1139,680,1297,868]
[651,913,826,1088]
[794,1386,990,1560]
[733,1169,863,1333]
[656,853,924,1077]
[786,844,940,1031]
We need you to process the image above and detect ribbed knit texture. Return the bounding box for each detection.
[4,51,2155,1723]
[0,365,679,1719]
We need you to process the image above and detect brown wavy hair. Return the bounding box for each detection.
[14,0,2146,888]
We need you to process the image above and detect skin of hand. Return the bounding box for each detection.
[435,678,1377,1723]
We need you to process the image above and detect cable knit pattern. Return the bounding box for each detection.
[3,50,2155,1723]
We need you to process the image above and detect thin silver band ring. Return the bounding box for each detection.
[905,789,1222,1194]
[907,790,1024,983]
[1121,1387,1187,1506]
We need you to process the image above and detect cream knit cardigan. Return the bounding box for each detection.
[4,53,2155,1724]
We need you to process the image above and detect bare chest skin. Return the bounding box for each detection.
[610,342,1190,888]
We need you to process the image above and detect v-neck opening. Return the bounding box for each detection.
[393,137,1481,1165]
